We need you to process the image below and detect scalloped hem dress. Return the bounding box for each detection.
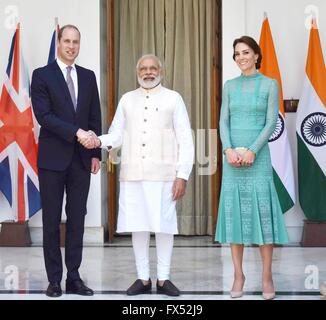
[215,73,289,245]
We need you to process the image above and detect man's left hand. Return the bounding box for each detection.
[172,178,187,201]
[91,158,100,174]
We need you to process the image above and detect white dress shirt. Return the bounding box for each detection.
[56,58,78,102]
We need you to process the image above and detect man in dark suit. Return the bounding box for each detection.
[31,25,101,297]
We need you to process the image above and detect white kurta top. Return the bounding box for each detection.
[99,84,194,234]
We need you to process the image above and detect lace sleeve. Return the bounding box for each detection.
[249,79,279,154]
[219,81,232,152]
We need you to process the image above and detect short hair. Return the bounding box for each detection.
[58,24,81,41]
[136,54,163,70]
[232,36,262,69]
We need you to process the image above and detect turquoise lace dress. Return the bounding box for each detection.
[215,72,289,245]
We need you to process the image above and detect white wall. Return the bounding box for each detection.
[223,0,326,243]
[0,0,103,242]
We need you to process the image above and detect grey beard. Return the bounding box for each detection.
[137,75,161,89]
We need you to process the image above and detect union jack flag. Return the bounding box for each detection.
[0,23,41,222]
[48,18,59,64]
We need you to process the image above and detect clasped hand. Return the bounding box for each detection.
[76,129,100,149]
[225,148,255,167]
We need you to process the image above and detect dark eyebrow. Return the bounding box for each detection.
[234,50,250,54]
[235,49,249,53]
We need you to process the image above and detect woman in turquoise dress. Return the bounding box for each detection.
[216,36,288,300]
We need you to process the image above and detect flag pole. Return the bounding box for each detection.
[311,17,317,30]
[263,11,268,20]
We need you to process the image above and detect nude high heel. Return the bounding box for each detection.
[320,282,326,296]
[230,290,243,298]
[262,292,276,300]
[262,280,275,300]
[230,276,245,298]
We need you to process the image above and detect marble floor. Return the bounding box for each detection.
[0,236,325,301]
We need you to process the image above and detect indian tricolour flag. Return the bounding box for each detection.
[296,18,326,221]
[259,14,295,213]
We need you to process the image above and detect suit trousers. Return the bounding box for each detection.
[38,148,91,283]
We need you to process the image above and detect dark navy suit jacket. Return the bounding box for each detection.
[31,61,101,171]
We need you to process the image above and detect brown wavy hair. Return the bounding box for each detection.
[232,36,262,69]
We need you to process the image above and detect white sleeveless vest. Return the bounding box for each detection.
[119,85,179,181]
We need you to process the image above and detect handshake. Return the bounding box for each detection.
[76,129,101,149]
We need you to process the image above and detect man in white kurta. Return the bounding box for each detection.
[83,54,194,296]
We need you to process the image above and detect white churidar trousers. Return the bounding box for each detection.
[132,232,174,280]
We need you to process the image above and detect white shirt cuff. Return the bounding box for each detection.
[98,135,112,150]
[176,171,190,181]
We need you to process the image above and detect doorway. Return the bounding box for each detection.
[105,0,222,242]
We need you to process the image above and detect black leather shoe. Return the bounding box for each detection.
[126,279,152,295]
[66,279,94,296]
[156,280,180,296]
[46,282,62,298]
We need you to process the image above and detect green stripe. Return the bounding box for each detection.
[273,169,294,213]
[297,133,326,221]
